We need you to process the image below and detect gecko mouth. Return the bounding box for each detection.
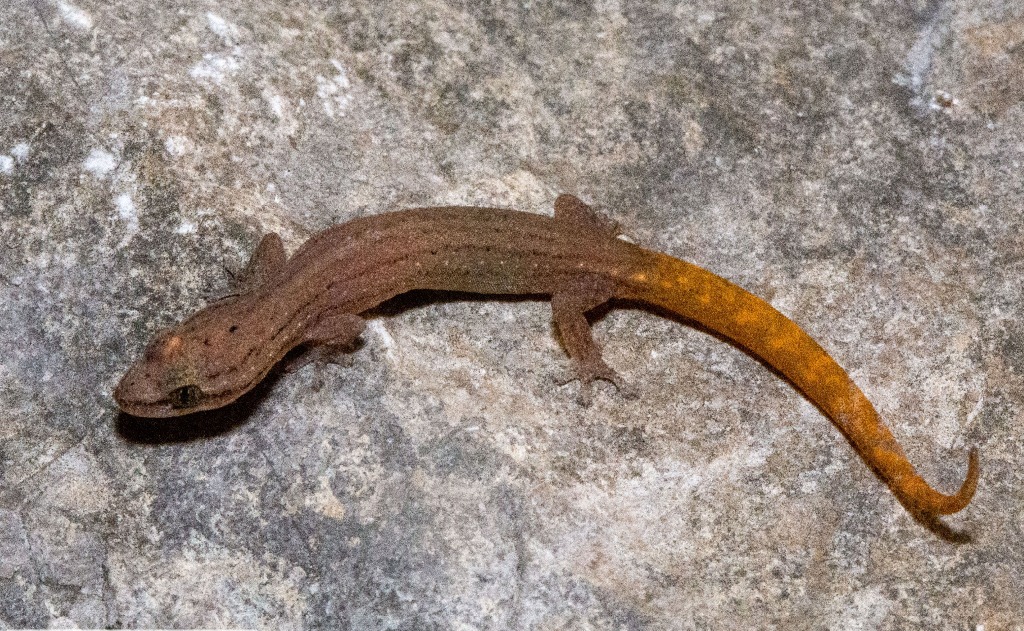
[113,387,218,418]
[113,377,174,417]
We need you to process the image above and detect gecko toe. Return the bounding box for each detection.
[555,359,636,403]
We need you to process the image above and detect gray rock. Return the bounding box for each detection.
[1,0,1022,628]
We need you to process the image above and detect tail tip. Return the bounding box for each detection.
[934,446,980,515]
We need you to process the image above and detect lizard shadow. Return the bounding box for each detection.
[115,289,975,541]
[363,288,543,317]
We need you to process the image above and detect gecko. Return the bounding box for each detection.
[114,194,979,516]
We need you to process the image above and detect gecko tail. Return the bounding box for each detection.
[620,248,981,517]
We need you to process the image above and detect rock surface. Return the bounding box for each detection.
[1,0,1022,628]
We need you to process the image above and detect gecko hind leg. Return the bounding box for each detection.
[552,278,636,404]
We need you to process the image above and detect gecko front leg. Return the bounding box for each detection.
[287,310,366,373]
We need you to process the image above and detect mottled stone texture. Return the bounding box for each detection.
[1,0,1022,628]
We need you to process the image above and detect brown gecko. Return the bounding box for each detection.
[114,194,979,516]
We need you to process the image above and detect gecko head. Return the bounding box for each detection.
[114,329,225,418]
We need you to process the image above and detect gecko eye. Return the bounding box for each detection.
[168,384,204,409]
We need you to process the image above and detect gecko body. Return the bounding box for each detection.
[114,195,978,516]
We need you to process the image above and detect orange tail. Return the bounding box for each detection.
[622,248,978,515]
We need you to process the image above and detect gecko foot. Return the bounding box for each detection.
[556,359,637,405]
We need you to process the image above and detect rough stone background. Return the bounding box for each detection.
[1,0,1022,628]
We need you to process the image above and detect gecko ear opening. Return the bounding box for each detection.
[169,384,204,409]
